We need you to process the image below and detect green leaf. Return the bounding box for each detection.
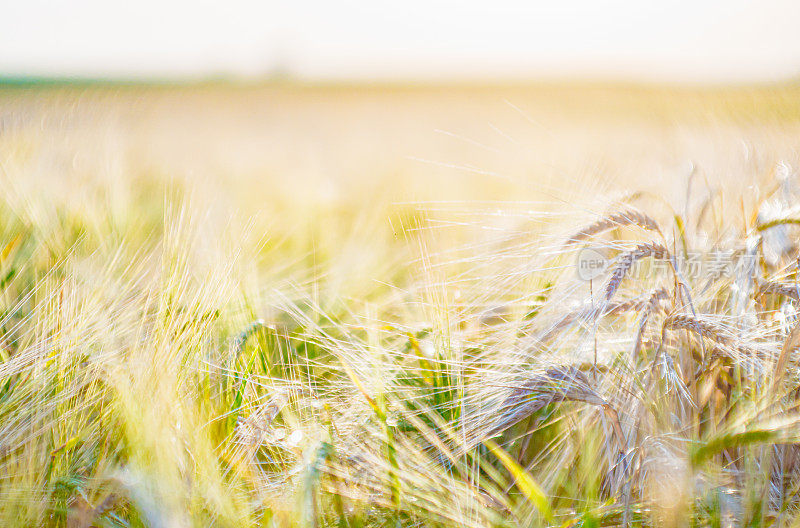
[485,439,553,522]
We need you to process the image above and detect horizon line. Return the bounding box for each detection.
[3,73,800,91]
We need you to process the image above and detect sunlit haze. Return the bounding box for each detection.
[3,0,800,82]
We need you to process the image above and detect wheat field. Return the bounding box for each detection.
[3,82,800,527]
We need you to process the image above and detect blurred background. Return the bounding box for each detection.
[2,0,800,235]
[3,0,800,83]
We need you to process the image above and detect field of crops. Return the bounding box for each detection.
[3,82,800,526]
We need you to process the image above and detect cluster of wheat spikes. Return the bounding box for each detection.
[5,165,800,528]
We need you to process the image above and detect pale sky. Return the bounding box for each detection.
[2,0,800,82]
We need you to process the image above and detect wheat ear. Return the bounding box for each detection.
[758,280,800,301]
[467,367,624,453]
[535,288,669,345]
[565,208,661,246]
[632,287,672,358]
[664,314,761,357]
[604,243,670,301]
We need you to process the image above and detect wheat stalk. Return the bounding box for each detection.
[757,217,800,231]
[231,319,269,358]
